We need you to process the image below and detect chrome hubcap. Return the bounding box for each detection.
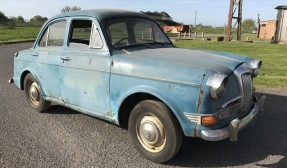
[29,82,40,105]
[137,115,166,153]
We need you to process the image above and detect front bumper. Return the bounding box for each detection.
[200,95,266,141]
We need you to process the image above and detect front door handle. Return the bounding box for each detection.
[31,53,38,57]
[60,57,71,63]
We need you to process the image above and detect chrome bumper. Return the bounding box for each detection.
[200,95,266,142]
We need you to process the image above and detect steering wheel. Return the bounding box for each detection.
[114,37,129,46]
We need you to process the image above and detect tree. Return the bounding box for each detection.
[0,11,8,26]
[30,15,47,22]
[17,16,25,23]
[29,15,47,26]
[61,6,81,13]
[242,19,256,33]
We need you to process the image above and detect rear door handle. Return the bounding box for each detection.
[60,57,71,63]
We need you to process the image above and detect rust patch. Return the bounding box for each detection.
[105,111,113,117]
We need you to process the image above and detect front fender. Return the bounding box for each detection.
[110,73,205,136]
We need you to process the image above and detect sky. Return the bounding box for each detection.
[0,0,286,27]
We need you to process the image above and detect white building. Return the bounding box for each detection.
[275,6,287,42]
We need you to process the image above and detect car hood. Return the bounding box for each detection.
[111,48,247,86]
[127,48,246,73]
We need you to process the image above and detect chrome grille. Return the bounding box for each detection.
[241,74,253,109]
[217,100,240,119]
[234,64,253,110]
[228,102,241,113]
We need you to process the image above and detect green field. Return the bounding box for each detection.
[0,27,41,42]
[174,39,287,88]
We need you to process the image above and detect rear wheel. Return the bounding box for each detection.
[24,73,50,112]
[128,100,182,163]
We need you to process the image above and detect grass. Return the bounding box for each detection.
[174,39,287,88]
[0,27,41,42]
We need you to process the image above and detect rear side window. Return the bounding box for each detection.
[39,20,67,47]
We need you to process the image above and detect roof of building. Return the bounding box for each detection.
[50,9,148,21]
[275,6,287,10]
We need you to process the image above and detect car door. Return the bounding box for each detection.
[33,20,67,99]
[59,18,111,115]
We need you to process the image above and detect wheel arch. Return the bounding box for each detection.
[20,70,32,90]
[117,91,183,134]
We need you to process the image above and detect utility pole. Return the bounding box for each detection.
[226,0,243,41]
[194,10,197,28]
[257,14,260,38]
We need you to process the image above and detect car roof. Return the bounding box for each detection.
[50,9,150,21]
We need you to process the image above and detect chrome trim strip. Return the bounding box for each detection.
[111,72,201,87]
[184,112,201,124]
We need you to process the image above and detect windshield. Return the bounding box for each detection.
[104,18,171,49]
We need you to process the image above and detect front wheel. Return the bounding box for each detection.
[24,73,50,112]
[128,100,182,163]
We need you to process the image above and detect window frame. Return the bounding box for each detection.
[37,19,67,48]
[67,17,104,49]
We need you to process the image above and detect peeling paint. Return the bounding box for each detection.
[105,111,113,117]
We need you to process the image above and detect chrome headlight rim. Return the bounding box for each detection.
[206,73,228,99]
[249,59,262,77]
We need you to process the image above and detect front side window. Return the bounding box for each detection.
[69,20,103,48]
[104,18,171,49]
[39,20,67,47]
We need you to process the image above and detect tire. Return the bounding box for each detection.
[128,100,182,163]
[24,73,50,112]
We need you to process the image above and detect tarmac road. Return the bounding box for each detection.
[0,43,287,167]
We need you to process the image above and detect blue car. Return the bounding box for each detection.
[9,9,266,163]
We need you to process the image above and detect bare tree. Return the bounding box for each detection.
[61,6,81,13]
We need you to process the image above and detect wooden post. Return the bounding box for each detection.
[226,0,234,41]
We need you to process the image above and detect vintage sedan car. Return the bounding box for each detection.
[9,9,266,163]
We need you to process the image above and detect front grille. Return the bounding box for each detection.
[241,74,253,109]
[234,64,253,111]
[228,102,241,113]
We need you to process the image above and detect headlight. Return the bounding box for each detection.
[249,59,262,77]
[206,73,227,99]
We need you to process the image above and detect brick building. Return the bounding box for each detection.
[257,20,277,39]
